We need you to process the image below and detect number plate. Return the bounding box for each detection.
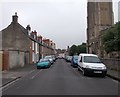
[94,71,102,73]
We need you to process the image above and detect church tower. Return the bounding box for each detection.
[87,1,114,57]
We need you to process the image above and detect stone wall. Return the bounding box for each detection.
[1,50,30,70]
[9,51,24,69]
[2,23,30,52]
[101,58,120,71]
[9,51,25,69]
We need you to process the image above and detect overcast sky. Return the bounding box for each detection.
[0,0,119,49]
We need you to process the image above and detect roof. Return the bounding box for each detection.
[79,53,98,57]
[1,13,54,50]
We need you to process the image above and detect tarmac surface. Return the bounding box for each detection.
[0,59,120,96]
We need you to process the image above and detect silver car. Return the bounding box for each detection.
[44,55,54,64]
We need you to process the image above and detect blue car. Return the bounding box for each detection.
[37,59,51,69]
[71,55,78,67]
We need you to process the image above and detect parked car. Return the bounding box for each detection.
[66,56,72,62]
[51,55,56,62]
[37,59,51,69]
[44,55,54,64]
[71,55,78,67]
[78,54,107,77]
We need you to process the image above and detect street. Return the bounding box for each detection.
[2,59,119,95]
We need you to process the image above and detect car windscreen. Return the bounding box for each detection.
[44,56,52,59]
[40,59,49,62]
[73,56,78,60]
[84,56,101,63]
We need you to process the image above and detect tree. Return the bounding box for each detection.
[69,43,86,56]
[102,22,120,53]
[77,43,86,54]
[69,45,78,56]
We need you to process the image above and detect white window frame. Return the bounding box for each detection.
[32,41,34,50]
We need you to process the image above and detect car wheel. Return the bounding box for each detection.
[101,74,106,77]
[78,68,80,71]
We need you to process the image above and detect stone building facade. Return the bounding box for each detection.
[1,13,30,70]
[87,1,114,58]
[0,13,56,71]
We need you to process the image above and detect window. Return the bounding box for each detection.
[34,35,36,39]
[32,41,34,50]
[32,52,34,62]
[84,56,101,63]
[80,57,82,62]
[35,43,38,53]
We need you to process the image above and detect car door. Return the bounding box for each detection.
[79,56,83,68]
[78,55,82,68]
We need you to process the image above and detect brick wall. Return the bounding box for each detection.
[0,51,3,71]
[3,50,9,71]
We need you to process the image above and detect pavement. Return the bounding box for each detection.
[0,64,36,88]
[0,62,120,88]
[107,69,120,82]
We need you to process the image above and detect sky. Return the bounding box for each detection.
[0,0,119,49]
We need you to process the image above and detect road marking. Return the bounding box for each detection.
[31,70,42,79]
[112,79,119,84]
[30,70,35,73]
[1,69,36,93]
[0,78,20,93]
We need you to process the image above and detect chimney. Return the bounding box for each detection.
[12,12,18,23]
[26,25,31,31]
[26,25,31,35]
[38,36,42,43]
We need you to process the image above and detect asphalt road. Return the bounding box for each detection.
[2,59,119,95]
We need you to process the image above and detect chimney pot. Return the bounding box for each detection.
[15,12,17,16]
[12,12,18,23]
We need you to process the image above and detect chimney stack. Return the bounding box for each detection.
[12,12,18,23]
[26,25,31,31]
[26,25,31,35]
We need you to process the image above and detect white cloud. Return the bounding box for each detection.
[0,0,119,49]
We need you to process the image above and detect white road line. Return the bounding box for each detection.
[31,70,42,79]
[112,79,119,84]
[1,69,37,93]
[0,78,20,93]
[30,70,35,73]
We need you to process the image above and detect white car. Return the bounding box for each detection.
[44,56,54,64]
[78,54,107,77]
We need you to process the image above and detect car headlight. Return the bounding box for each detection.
[86,65,97,69]
[102,66,107,69]
[86,65,91,68]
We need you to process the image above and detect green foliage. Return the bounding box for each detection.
[102,22,120,53]
[69,43,86,56]
[77,43,86,54]
[69,45,78,56]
